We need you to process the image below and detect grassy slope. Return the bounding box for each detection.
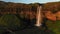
[46,20,60,34]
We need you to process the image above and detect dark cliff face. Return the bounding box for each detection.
[0,1,41,20]
[42,2,60,12]
[0,1,60,20]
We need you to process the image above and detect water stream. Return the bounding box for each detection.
[35,6,42,27]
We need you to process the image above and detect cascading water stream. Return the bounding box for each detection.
[35,6,42,27]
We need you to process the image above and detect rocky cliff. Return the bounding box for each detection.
[0,1,60,20]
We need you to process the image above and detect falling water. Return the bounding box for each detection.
[35,6,42,27]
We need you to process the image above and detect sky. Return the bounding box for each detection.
[1,0,60,4]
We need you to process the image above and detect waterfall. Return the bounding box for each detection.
[35,6,42,27]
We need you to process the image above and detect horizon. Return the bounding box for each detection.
[1,0,60,4]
